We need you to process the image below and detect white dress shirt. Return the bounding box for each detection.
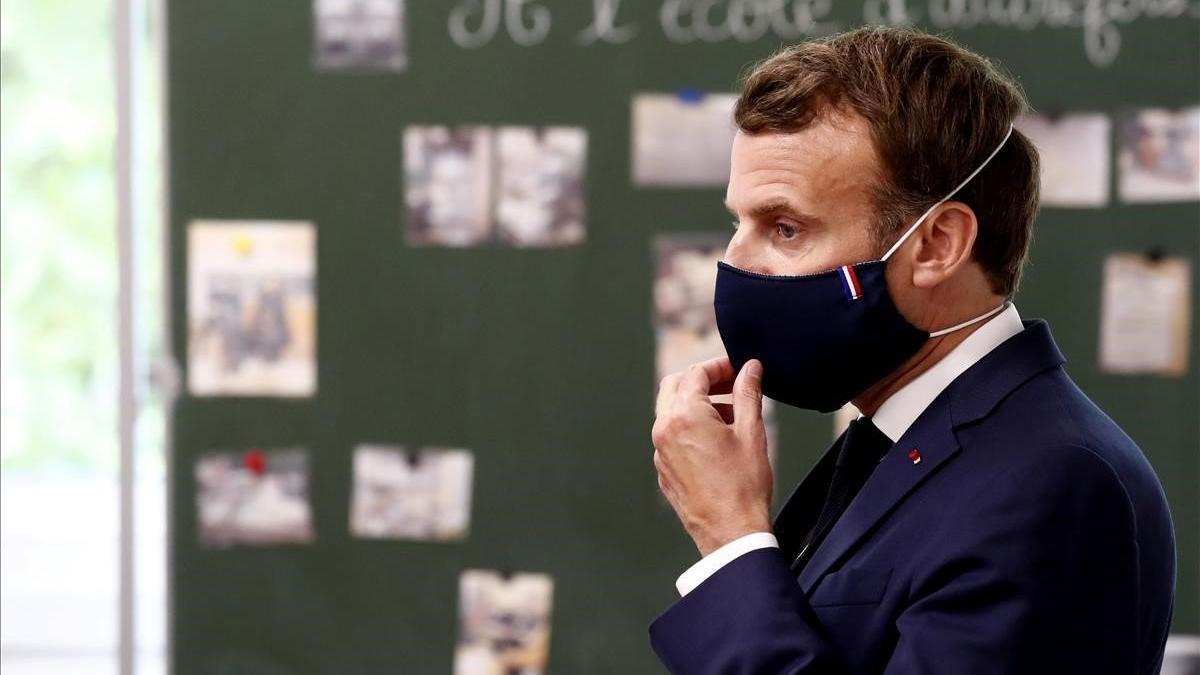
[675,303,1026,597]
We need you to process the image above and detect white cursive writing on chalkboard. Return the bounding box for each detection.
[659,0,838,43]
[448,0,552,48]
[900,0,1198,67]
[446,0,1200,66]
[577,0,639,44]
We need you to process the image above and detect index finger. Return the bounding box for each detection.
[678,357,737,398]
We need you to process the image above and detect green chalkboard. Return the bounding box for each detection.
[168,2,1200,672]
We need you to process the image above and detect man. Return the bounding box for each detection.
[649,26,1175,674]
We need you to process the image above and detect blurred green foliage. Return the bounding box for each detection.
[0,0,157,473]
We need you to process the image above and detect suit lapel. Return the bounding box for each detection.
[798,394,960,593]
[778,319,1067,595]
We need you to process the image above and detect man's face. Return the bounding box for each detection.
[724,111,883,276]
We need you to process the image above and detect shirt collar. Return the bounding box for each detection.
[870,303,1025,443]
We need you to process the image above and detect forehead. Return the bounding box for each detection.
[726,111,881,213]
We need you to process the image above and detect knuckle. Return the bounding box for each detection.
[651,423,668,448]
[656,411,685,435]
[665,414,691,435]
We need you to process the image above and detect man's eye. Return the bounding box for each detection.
[776,222,798,239]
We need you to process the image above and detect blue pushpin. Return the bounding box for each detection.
[675,87,705,104]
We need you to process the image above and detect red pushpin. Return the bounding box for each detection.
[908,449,922,465]
[243,449,267,475]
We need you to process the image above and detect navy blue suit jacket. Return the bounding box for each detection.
[650,321,1175,674]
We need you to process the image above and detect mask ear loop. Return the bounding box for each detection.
[879,123,1015,263]
[929,300,1009,337]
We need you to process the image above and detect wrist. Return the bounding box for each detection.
[695,515,771,557]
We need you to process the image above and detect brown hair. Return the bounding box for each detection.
[734,26,1040,296]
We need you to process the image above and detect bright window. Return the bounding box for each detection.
[1,0,165,672]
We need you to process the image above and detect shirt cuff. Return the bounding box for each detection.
[675,532,780,597]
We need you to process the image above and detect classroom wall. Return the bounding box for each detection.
[167,3,1200,672]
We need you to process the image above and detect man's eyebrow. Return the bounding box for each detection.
[724,198,823,224]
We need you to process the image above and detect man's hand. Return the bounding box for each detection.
[652,357,773,557]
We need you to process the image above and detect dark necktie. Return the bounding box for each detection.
[790,417,893,573]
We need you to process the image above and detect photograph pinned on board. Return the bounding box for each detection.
[403,125,590,248]
[195,448,315,547]
[187,220,316,397]
[654,234,729,382]
[454,570,554,675]
[313,0,407,71]
[404,126,495,246]
[349,445,474,541]
[494,126,588,247]
[1099,252,1192,377]
[1117,107,1200,203]
[653,235,778,468]
[632,91,738,187]
[1016,112,1111,207]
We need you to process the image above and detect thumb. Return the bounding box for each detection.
[733,359,764,435]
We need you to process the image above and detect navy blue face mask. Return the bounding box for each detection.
[714,125,1014,413]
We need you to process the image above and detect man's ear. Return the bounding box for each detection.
[909,201,978,289]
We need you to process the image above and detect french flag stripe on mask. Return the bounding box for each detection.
[841,265,863,301]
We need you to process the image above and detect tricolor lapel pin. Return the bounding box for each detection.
[908,448,922,465]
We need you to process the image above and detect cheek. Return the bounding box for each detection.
[780,224,876,275]
[727,228,829,277]
[725,226,805,276]
[763,232,843,276]
[770,237,823,273]
[884,257,922,323]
